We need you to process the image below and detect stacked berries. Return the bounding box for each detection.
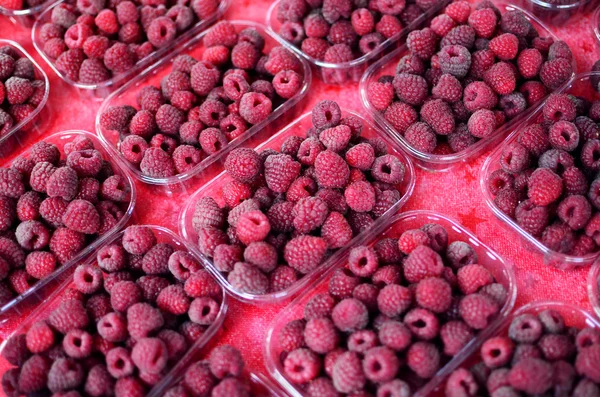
[275,0,444,63]
[192,100,407,295]
[488,92,600,257]
[99,21,306,179]
[367,0,574,155]
[0,136,131,307]
[277,223,508,394]
[0,225,224,397]
[0,45,46,137]
[162,345,260,396]
[446,309,600,396]
[36,0,222,84]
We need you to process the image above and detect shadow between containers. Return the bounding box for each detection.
[0,39,50,159]
[0,225,229,397]
[480,72,600,270]
[263,210,518,397]
[0,130,136,335]
[358,1,577,173]
[265,0,450,85]
[96,20,312,196]
[178,108,417,305]
[31,0,232,99]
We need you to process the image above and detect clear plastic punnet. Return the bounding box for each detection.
[588,262,600,319]
[420,300,600,395]
[96,21,312,195]
[480,72,600,270]
[0,225,229,397]
[179,109,416,304]
[594,5,600,49]
[31,0,231,98]
[264,210,517,397]
[0,130,136,331]
[0,40,50,159]
[0,0,58,27]
[359,2,576,172]
[522,0,595,26]
[266,0,449,85]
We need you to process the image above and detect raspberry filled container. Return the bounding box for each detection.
[481,72,600,270]
[178,108,416,304]
[359,2,574,172]
[0,130,136,329]
[0,40,50,158]
[266,0,449,85]
[588,262,600,319]
[264,210,517,397]
[0,0,58,27]
[420,300,600,396]
[31,0,231,98]
[96,20,312,194]
[523,0,594,27]
[0,225,229,396]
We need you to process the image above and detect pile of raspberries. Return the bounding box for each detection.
[161,345,257,396]
[274,0,443,62]
[367,0,574,155]
[445,310,600,396]
[36,0,222,84]
[0,0,43,10]
[0,225,225,397]
[192,99,407,296]
[488,92,600,257]
[99,21,306,179]
[0,136,131,306]
[0,46,46,137]
[276,222,508,395]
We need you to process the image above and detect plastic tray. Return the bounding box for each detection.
[0,130,136,332]
[594,5,600,49]
[589,262,600,319]
[96,20,312,195]
[0,225,229,396]
[522,0,595,26]
[264,210,517,397]
[421,300,600,396]
[31,0,231,98]
[179,108,416,305]
[359,2,574,172]
[265,0,449,85]
[480,72,600,270]
[0,0,58,27]
[0,39,50,159]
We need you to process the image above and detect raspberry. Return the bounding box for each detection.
[438,45,471,79]
[342,181,374,213]
[48,298,89,334]
[284,235,328,274]
[406,342,440,379]
[459,292,499,329]
[415,277,452,313]
[526,168,562,206]
[466,7,496,38]
[104,43,135,74]
[284,348,322,385]
[484,62,516,95]
[541,222,575,253]
[140,147,176,177]
[488,33,519,61]
[392,73,428,106]
[239,92,272,125]
[147,17,177,48]
[329,350,364,392]
[406,28,437,60]
[25,320,54,354]
[63,328,93,358]
[227,261,269,294]
[540,58,572,90]
[141,242,174,274]
[500,141,530,174]
[445,1,471,23]
[62,199,100,234]
[73,264,103,294]
[384,101,418,134]
[468,109,496,138]
[508,357,553,394]
[480,336,515,369]
[499,92,527,119]
[440,320,474,356]
[403,245,444,283]
[131,337,168,375]
[5,77,33,105]
[270,265,298,292]
[111,280,143,312]
[50,227,86,265]
[419,99,455,136]
[376,14,403,38]
[303,318,339,355]
[18,354,50,393]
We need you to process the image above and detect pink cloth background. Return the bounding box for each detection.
[0,0,599,390]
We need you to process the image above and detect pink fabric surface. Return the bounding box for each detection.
[0,0,599,389]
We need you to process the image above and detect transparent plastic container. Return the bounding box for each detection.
[179,109,416,305]
[96,20,312,195]
[0,130,136,332]
[522,0,595,26]
[594,5,600,49]
[421,301,600,396]
[0,225,229,396]
[359,2,575,172]
[31,0,231,99]
[480,72,600,270]
[266,0,449,85]
[588,263,600,319]
[0,0,58,27]
[0,40,50,159]
[264,210,517,397]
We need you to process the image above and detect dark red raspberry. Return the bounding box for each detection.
[468,109,496,138]
[540,58,573,90]
[284,235,328,274]
[484,62,516,95]
[420,99,455,136]
[392,73,428,105]
[527,168,562,206]
[406,28,437,60]
[384,101,418,134]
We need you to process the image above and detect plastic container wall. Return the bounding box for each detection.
[266,0,449,85]
[31,0,231,99]
[96,21,312,196]
[264,210,517,397]
[0,39,50,159]
[0,0,58,27]
[522,0,596,27]
[359,2,575,172]
[420,301,600,396]
[480,72,600,270]
[594,5,600,49]
[179,109,416,304]
[0,130,136,333]
[588,263,600,319]
[0,225,229,396]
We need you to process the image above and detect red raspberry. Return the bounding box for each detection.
[73,264,103,294]
[406,28,437,60]
[445,1,470,23]
[406,342,440,379]
[467,8,496,38]
[440,320,474,356]
[96,312,127,343]
[110,280,143,312]
[284,235,328,274]
[100,105,136,132]
[500,142,530,173]
[2,334,30,366]
[548,120,579,152]
[403,245,444,283]
[515,48,543,79]
[437,45,471,79]
[517,123,549,157]
[184,270,221,300]
[62,199,100,234]
[430,14,455,37]
[420,99,455,136]
[18,354,51,393]
[384,101,418,134]
[104,42,135,74]
[126,302,164,341]
[441,25,475,49]
[269,265,298,292]
[140,242,173,274]
[328,268,359,299]
[5,77,33,105]
[234,210,269,245]
[279,319,305,352]
[264,46,302,75]
[468,109,496,138]
[131,337,168,375]
[343,181,374,213]
[140,147,176,177]
[392,73,428,106]
[242,241,277,273]
[527,168,562,206]
[540,58,573,90]
[484,62,516,95]
[459,293,499,329]
[231,42,260,70]
[367,81,394,112]
[283,348,321,385]
[48,299,89,334]
[25,321,54,353]
[508,357,553,394]
[239,92,272,125]
[489,33,519,61]
[415,277,452,313]
[63,328,93,358]
[264,153,301,193]
[49,227,86,265]
[79,58,111,84]
[375,14,403,39]
[446,241,477,270]
[224,148,262,184]
[147,17,177,48]
[227,261,268,294]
